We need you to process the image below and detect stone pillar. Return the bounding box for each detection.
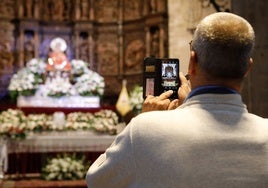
[90,0,94,21]
[89,33,94,69]
[19,29,24,68]
[159,24,165,57]
[118,0,124,77]
[74,31,79,59]
[75,0,81,20]
[145,26,151,57]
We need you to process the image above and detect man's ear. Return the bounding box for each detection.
[244,58,253,77]
[188,51,198,75]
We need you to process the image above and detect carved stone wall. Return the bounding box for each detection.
[0,0,168,104]
[0,0,16,99]
[168,0,268,117]
[233,0,268,117]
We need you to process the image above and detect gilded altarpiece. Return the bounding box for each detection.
[0,0,168,104]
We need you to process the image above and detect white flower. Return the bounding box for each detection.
[71,59,89,75]
[43,76,73,97]
[129,85,144,113]
[8,68,39,92]
[41,154,87,180]
[0,109,26,138]
[74,70,105,96]
[8,58,46,95]
[26,58,46,74]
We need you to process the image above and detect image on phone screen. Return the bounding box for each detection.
[161,61,178,87]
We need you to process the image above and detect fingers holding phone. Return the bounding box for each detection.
[177,72,191,105]
[142,90,178,113]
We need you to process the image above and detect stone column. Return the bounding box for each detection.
[159,24,165,57]
[89,33,94,69]
[19,29,24,68]
[74,31,79,59]
[145,26,150,57]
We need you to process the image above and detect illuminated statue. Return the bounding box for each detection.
[46,37,71,72]
[46,37,72,85]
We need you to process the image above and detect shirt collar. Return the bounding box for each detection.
[185,85,238,101]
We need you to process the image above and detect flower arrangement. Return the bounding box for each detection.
[70,59,89,77]
[92,110,120,134]
[65,110,121,135]
[26,113,53,132]
[65,112,95,130]
[0,108,122,139]
[8,58,105,99]
[41,153,87,180]
[44,76,74,97]
[74,69,105,97]
[0,109,27,139]
[26,58,47,75]
[129,85,144,115]
[8,58,46,100]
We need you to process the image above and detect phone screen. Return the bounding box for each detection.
[161,61,179,88]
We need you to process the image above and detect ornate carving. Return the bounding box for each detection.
[42,0,65,21]
[80,0,90,20]
[63,0,72,20]
[150,27,160,57]
[24,31,35,64]
[0,42,14,72]
[78,33,90,63]
[97,34,118,75]
[95,0,118,22]
[0,21,14,72]
[148,0,166,14]
[125,39,145,74]
[207,0,231,12]
[0,0,15,18]
[23,0,34,18]
[124,0,143,20]
[149,0,157,14]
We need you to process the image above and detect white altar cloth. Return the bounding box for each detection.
[7,131,116,153]
[17,95,100,108]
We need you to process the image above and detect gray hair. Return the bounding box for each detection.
[192,12,255,79]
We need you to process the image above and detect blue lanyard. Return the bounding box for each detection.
[186,85,238,100]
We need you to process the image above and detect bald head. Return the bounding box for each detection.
[192,12,255,79]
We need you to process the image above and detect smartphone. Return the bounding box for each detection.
[143,57,180,100]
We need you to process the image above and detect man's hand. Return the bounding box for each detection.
[142,90,177,113]
[141,72,191,113]
[177,72,191,106]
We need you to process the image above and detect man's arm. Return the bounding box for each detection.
[86,124,136,188]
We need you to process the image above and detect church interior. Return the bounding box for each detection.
[0,0,267,187]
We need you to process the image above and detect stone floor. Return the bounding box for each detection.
[1,177,87,188]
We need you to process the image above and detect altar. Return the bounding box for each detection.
[5,131,117,175]
[8,37,105,109]
[0,105,124,177]
[2,37,131,178]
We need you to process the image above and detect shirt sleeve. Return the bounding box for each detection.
[85,122,137,188]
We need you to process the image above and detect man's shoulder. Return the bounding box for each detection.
[129,109,194,136]
[247,113,268,125]
[134,109,189,124]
